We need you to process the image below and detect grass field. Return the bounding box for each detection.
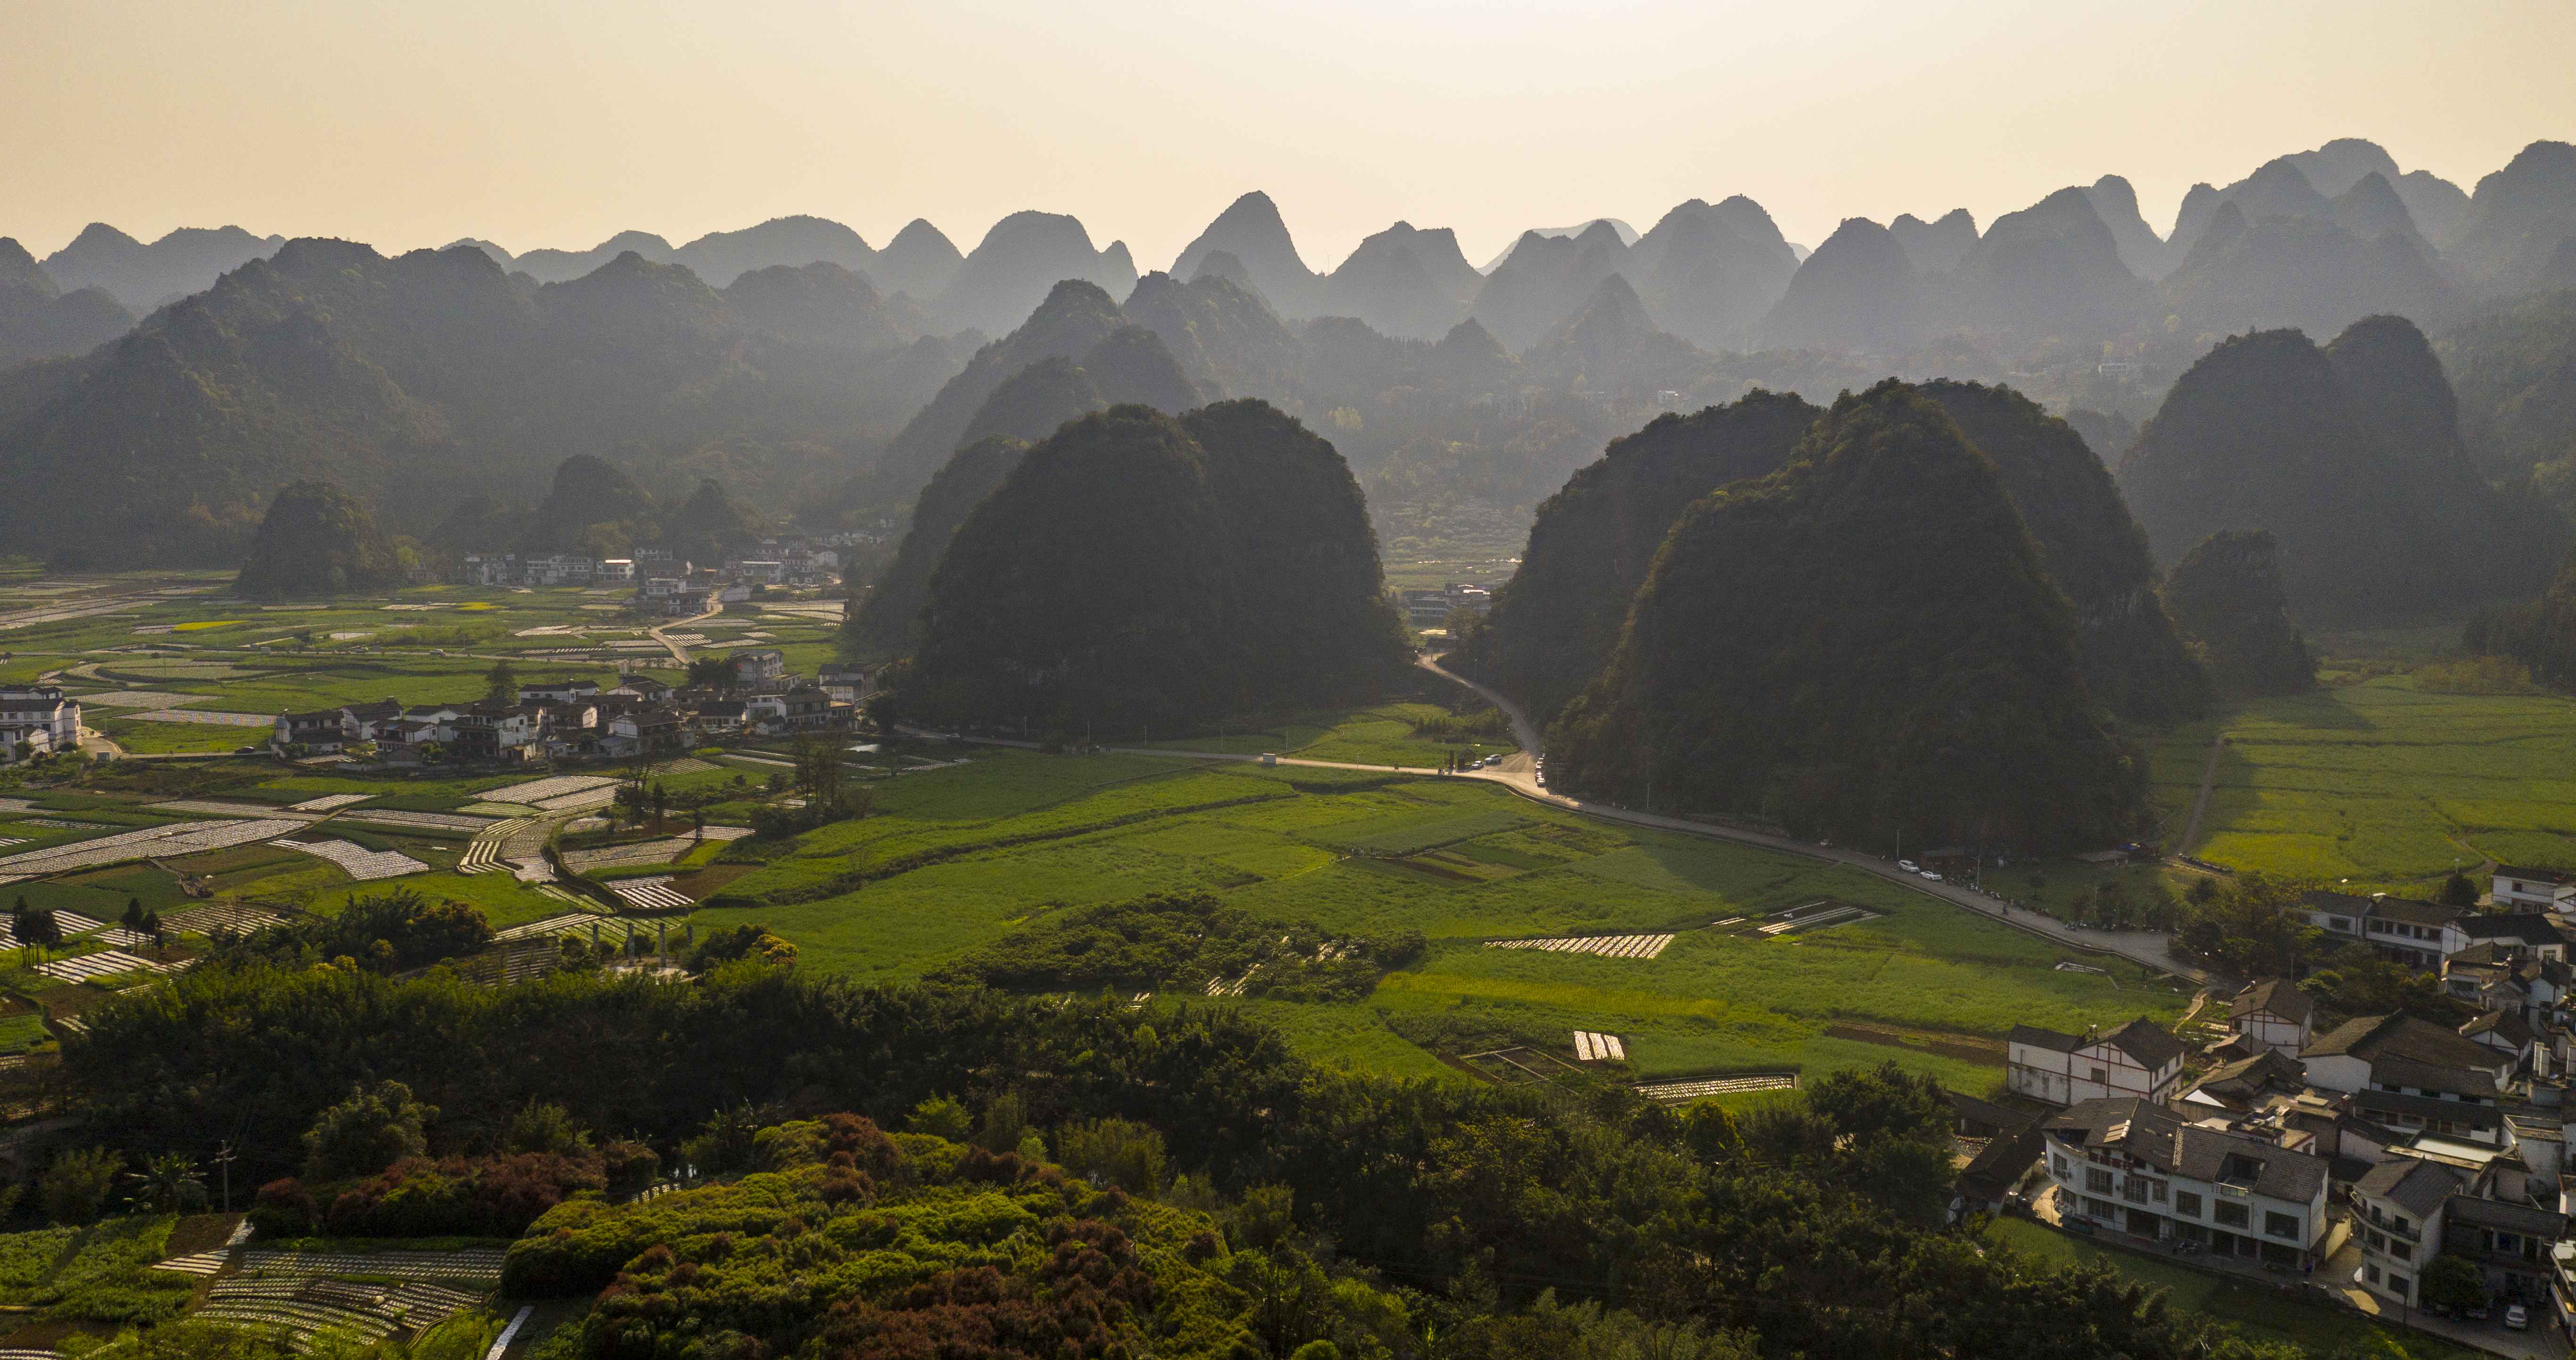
[1989,1218,2481,1360]
[699,750,2182,1086]
[2148,677,2576,888]
[1133,702,1515,767]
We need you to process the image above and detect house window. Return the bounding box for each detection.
[2214,1202,2250,1228]
[2390,1241,2411,1262]
[2388,1274,2410,1300]
[2265,1212,2301,1240]
[2089,1066,2108,1084]
[2173,1191,2201,1218]
[2086,1168,2114,1194]
[2366,1263,2381,1284]
[2083,1196,2118,1220]
[2051,1155,2069,1180]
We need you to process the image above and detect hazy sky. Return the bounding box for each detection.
[8,0,2573,271]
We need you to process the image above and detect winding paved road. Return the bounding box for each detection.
[1411,653,2219,987]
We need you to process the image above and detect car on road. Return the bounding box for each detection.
[2506,1304,2528,1331]
[1897,860,1918,872]
[1919,870,1942,881]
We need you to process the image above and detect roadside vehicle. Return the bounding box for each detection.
[2506,1305,2528,1331]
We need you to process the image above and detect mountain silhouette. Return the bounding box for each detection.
[1470,222,1632,351]
[933,211,1138,335]
[41,223,283,312]
[2082,176,2178,279]
[0,236,132,365]
[2160,204,2460,339]
[1949,187,2150,341]
[1757,218,1923,352]
[1320,222,1481,340]
[1889,209,1979,274]
[1170,192,1321,318]
[1622,197,1801,349]
[2450,140,2576,290]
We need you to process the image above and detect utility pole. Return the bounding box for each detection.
[213,1142,237,1214]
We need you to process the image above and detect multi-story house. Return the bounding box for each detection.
[460,553,519,586]
[2494,866,2576,913]
[2303,1014,2516,1144]
[732,649,786,686]
[2300,890,2457,969]
[519,678,603,705]
[0,686,83,752]
[2228,978,2314,1058]
[272,708,347,753]
[2041,1097,2331,1268]
[2006,1019,2186,1106]
[2353,1156,2459,1307]
[449,702,543,760]
[605,708,685,757]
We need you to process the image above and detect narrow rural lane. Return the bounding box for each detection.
[649,601,723,664]
[1412,653,2221,988]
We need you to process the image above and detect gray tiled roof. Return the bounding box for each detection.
[2303,1014,2498,1073]
[2007,1024,2081,1053]
[2356,1157,2463,1219]
[2371,1054,2499,1100]
[2044,1097,2328,1204]
[2352,1088,2505,1130]
[2231,977,2313,1025]
[2447,1194,2568,1237]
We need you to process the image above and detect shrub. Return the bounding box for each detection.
[40,1148,123,1225]
[324,1152,605,1238]
[248,1178,319,1237]
[601,1141,661,1198]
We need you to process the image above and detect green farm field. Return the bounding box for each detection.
[696,749,2185,1087]
[2148,676,2576,889]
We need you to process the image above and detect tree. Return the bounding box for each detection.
[907,1096,972,1142]
[972,1092,1031,1154]
[41,1147,123,1224]
[483,659,519,706]
[650,781,669,830]
[302,1080,435,1180]
[1055,1117,1168,1194]
[2440,871,2482,907]
[685,655,735,689]
[681,1104,763,1176]
[125,1151,208,1213]
[2419,1254,2485,1314]
[503,1098,594,1156]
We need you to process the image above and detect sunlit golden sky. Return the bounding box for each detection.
[7,0,2572,269]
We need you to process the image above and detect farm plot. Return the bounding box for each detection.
[0,819,303,883]
[5,912,104,943]
[1635,1073,1798,1101]
[126,708,271,727]
[1572,1029,1627,1061]
[610,877,694,910]
[1485,932,1676,959]
[288,794,373,812]
[342,809,495,833]
[1755,899,1881,936]
[33,950,190,983]
[561,837,697,871]
[276,838,428,881]
[150,799,314,819]
[480,775,618,805]
[76,690,213,709]
[492,913,651,945]
[234,1246,505,1287]
[162,902,286,936]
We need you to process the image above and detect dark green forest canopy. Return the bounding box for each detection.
[1912,380,2208,725]
[906,401,1410,732]
[1549,381,2143,852]
[2161,529,2317,697]
[56,963,2315,1360]
[232,478,404,598]
[844,435,1033,659]
[1460,390,1821,723]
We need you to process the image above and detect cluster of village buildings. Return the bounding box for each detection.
[1964,870,2576,1335]
[271,652,873,762]
[455,537,852,605]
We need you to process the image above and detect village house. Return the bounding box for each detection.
[732,648,787,687]
[519,678,603,705]
[2300,890,2457,970]
[2495,866,2576,914]
[2229,978,2315,1058]
[605,708,685,757]
[0,685,79,759]
[272,708,347,753]
[448,702,544,761]
[2006,1018,2187,1106]
[2303,1014,2516,1145]
[339,698,406,743]
[2041,1096,2333,1268]
[818,662,872,705]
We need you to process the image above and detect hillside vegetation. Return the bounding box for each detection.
[1550,381,2142,851]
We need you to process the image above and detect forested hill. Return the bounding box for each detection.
[0,239,957,565]
[2116,317,2567,627]
[904,402,1411,732]
[1549,381,2143,852]
[1461,390,1822,723]
[1468,380,2205,730]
